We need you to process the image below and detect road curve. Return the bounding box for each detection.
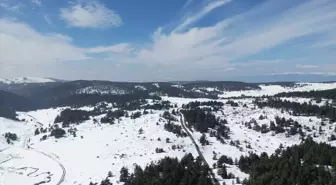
[33,150,66,185]
[179,112,220,185]
[23,119,66,185]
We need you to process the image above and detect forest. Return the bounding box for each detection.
[181,108,223,133]
[254,98,336,122]
[91,138,336,185]
[275,88,336,101]
[90,154,213,185]
[239,138,336,185]
[54,109,91,127]
[183,101,224,111]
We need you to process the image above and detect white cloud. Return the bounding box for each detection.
[147,0,336,69]
[135,20,231,66]
[215,0,336,59]
[1,0,335,80]
[296,64,319,69]
[116,0,336,79]
[0,2,24,12]
[221,67,235,72]
[87,43,132,54]
[175,0,232,31]
[32,0,41,6]
[183,0,193,9]
[312,37,336,47]
[44,15,54,26]
[0,18,89,68]
[271,72,336,76]
[60,1,122,28]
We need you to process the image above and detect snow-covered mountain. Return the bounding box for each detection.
[0,77,59,84]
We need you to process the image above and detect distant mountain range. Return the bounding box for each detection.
[232,74,336,83]
[1,74,335,84]
[0,77,64,84]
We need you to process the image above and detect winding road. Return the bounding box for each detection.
[23,115,66,185]
[179,112,220,185]
[0,115,66,185]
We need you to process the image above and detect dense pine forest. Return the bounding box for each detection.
[239,138,336,185]
[181,108,226,133]
[90,154,213,185]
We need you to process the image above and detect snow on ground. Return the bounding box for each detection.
[0,148,63,185]
[76,85,128,95]
[162,96,213,107]
[191,87,218,92]
[0,77,56,84]
[219,82,336,98]
[280,97,332,107]
[17,108,64,127]
[0,78,12,84]
[165,96,336,183]
[153,83,159,88]
[205,87,217,92]
[0,118,31,150]
[171,84,183,88]
[135,85,147,91]
[25,111,197,185]
[1,84,336,185]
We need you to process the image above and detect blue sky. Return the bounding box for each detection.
[0,0,335,81]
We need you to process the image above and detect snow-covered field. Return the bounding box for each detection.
[279,97,332,106]
[166,97,336,184]
[0,148,64,185]
[0,118,31,150]
[219,82,336,98]
[0,82,335,185]
[1,110,198,185]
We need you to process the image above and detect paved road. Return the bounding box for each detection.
[179,112,220,185]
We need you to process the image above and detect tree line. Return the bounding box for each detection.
[90,154,213,185]
[254,98,336,122]
[238,138,336,185]
[181,108,224,133]
[54,109,91,127]
[275,88,336,101]
[183,101,224,111]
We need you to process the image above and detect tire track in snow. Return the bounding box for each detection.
[23,115,66,185]
[0,115,66,185]
[32,150,66,185]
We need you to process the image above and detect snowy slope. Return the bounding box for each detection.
[0,118,32,150]
[0,83,336,185]
[0,147,64,185]
[76,85,128,95]
[0,77,57,84]
[1,109,198,185]
[218,82,336,98]
[165,97,336,184]
[2,97,335,184]
[0,78,12,84]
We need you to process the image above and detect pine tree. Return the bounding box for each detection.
[120,167,129,182]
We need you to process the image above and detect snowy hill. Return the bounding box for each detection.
[0,81,335,185]
[0,77,58,84]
